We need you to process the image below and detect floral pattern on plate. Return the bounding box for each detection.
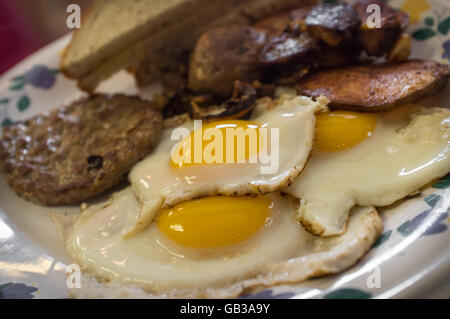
[0,0,449,299]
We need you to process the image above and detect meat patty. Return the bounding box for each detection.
[0,94,163,205]
[296,60,450,111]
[188,26,267,98]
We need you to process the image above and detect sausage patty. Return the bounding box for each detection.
[0,94,163,205]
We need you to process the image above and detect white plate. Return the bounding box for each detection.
[0,0,449,299]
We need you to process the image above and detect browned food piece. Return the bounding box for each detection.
[255,7,312,39]
[157,88,222,119]
[290,7,312,26]
[354,0,409,57]
[252,80,276,98]
[188,26,267,98]
[286,6,313,35]
[133,51,189,91]
[253,7,313,35]
[190,81,257,121]
[253,11,291,36]
[157,88,193,119]
[258,32,317,84]
[158,81,260,121]
[316,40,362,68]
[296,60,450,111]
[305,4,361,46]
[260,32,317,67]
[0,94,163,205]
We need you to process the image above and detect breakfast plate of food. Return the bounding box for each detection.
[0,0,449,299]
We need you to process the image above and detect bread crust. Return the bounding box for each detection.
[60,0,103,82]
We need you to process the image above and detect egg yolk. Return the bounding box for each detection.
[315,111,377,151]
[170,120,261,168]
[157,196,273,248]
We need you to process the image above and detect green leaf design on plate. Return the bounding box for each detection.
[397,220,413,236]
[9,81,25,91]
[324,288,372,299]
[1,118,13,128]
[424,17,434,26]
[412,28,437,40]
[437,17,450,36]
[0,98,9,104]
[17,95,30,112]
[424,194,442,208]
[11,75,24,82]
[50,68,60,75]
[372,230,392,248]
[432,173,450,189]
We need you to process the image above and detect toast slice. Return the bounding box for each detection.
[60,0,316,92]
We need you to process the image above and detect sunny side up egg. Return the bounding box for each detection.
[54,94,385,298]
[284,106,450,236]
[65,189,303,293]
[60,188,381,298]
[123,95,328,237]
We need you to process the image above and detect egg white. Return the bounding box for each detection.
[125,95,328,236]
[284,106,450,236]
[54,190,381,298]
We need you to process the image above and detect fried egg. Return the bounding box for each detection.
[124,95,328,236]
[54,188,381,298]
[51,94,388,299]
[284,106,450,236]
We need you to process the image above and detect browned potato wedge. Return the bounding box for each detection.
[296,60,450,111]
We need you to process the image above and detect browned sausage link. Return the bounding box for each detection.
[253,11,292,36]
[316,40,362,68]
[288,7,312,33]
[353,0,410,57]
[305,3,361,47]
[259,33,318,67]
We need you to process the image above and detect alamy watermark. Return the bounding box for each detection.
[170,120,280,174]
[64,2,382,30]
[66,4,81,29]
[366,4,382,29]
[366,266,381,289]
[66,264,81,288]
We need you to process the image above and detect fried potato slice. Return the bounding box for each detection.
[296,60,450,112]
